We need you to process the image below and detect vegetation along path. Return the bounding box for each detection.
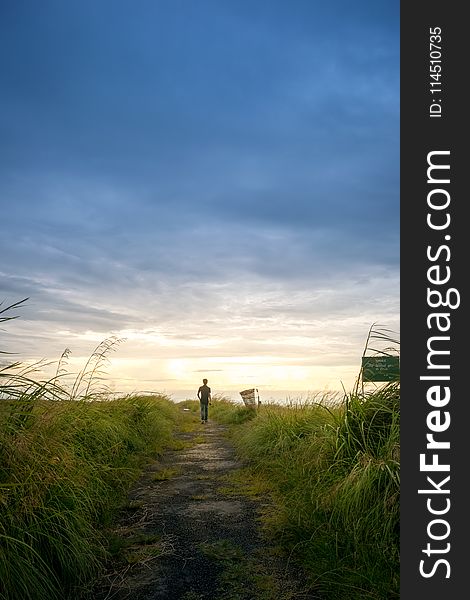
[83,412,318,600]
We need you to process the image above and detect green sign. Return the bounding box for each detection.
[361,356,400,382]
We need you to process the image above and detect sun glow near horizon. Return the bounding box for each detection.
[4,293,398,401]
[104,355,360,394]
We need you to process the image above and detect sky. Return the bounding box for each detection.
[0,0,399,402]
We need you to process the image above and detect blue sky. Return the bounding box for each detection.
[0,0,399,400]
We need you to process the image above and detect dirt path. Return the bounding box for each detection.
[83,415,318,600]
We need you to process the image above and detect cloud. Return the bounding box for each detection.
[0,1,399,395]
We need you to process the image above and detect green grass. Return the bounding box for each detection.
[0,393,183,600]
[210,384,400,600]
[152,466,181,481]
[0,299,188,599]
[199,539,312,600]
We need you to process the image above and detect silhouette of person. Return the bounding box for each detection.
[197,378,211,424]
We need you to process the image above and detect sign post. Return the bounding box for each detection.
[361,356,400,382]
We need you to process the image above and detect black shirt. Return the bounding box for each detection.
[198,384,211,403]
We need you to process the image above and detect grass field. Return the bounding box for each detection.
[1,302,399,599]
[0,391,183,600]
[209,383,400,600]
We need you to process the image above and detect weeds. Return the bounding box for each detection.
[152,467,181,481]
[209,326,400,600]
[0,301,182,599]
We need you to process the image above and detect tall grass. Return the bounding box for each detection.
[0,391,182,600]
[212,386,399,599]
[211,322,400,600]
[0,301,182,599]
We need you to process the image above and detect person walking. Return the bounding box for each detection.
[197,378,211,424]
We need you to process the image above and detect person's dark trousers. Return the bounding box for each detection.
[200,402,208,422]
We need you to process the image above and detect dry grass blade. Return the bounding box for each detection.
[0,297,29,324]
[1,297,29,356]
[69,336,126,400]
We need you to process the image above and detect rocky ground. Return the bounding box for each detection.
[80,413,319,600]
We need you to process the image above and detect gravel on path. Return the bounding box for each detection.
[81,416,319,600]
